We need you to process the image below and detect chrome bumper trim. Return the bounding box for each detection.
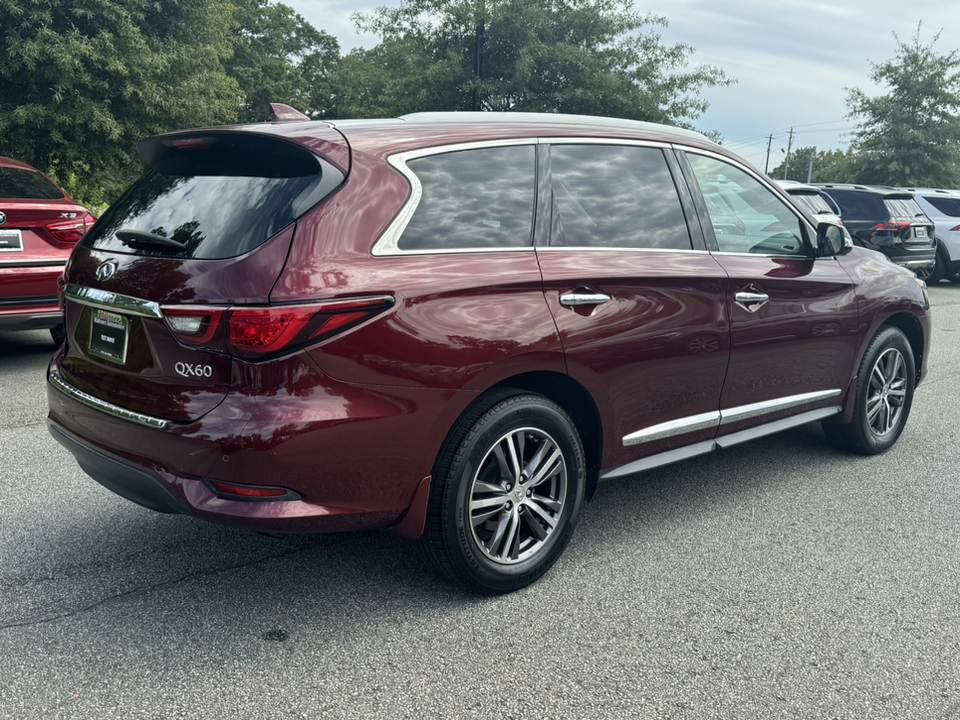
[49,370,170,429]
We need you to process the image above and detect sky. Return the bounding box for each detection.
[285,0,960,171]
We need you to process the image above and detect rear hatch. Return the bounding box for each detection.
[56,128,347,423]
[882,193,935,246]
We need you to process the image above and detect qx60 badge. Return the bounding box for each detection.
[175,362,213,378]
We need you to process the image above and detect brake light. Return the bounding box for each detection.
[870,222,911,232]
[161,295,394,358]
[47,213,96,243]
[951,224,960,232]
[228,296,394,357]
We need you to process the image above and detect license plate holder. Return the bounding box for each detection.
[0,229,23,252]
[89,309,129,364]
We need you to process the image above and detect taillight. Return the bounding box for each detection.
[870,222,911,233]
[161,295,394,359]
[47,213,96,243]
[162,306,226,347]
[951,224,960,232]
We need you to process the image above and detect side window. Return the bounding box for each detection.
[686,153,806,256]
[548,144,692,250]
[399,145,536,251]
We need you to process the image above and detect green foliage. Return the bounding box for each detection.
[333,0,733,127]
[226,0,341,123]
[845,26,960,187]
[0,0,241,202]
[769,146,857,183]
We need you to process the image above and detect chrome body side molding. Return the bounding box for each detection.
[603,405,842,481]
[622,389,843,447]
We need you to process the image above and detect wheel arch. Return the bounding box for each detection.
[882,312,925,385]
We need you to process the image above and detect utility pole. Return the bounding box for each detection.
[807,149,815,183]
[782,127,795,180]
[472,1,485,111]
[764,133,773,174]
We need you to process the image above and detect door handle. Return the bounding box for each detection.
[734,289,769,313]
[559,292,612,307]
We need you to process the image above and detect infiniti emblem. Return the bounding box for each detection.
[96,259,119,281]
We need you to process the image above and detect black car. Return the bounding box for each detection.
[813,184,935,275]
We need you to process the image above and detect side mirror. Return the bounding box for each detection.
[816,222,849,257]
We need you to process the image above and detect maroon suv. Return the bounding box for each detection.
[47,110,931,593]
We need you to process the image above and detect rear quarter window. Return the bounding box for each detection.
[923,195,960,217]
[398,145,536,251]
[81,134,343,260]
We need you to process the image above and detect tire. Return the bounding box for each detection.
[50,324,65,346]
[422,390,585,594]
[822,326,915,455]
[916,243,946,284]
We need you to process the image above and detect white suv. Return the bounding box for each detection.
[899,187,960,284]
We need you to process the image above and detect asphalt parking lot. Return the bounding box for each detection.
[2,286,959,720]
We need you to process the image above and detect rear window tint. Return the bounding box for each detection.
[883,197,924,220]
[923,195,960,217]
[399,146,535,251]
[828,190,884,219]
[82,136,342,260]
[789,192,833,215]
[0,167,64,200]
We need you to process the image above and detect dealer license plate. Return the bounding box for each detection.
[89,309,129,364]
[0,229,23,251]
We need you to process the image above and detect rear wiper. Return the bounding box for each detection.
[116,229,187,250]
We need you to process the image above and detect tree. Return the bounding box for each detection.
[0,0,240,202]
[332,0,733,128]
[845,26,960,187]
[769,146,856,183]
[226,0,341,123]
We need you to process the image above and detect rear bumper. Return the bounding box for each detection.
[47,362,454,536]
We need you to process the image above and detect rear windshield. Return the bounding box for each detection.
[828,190,884,219]
[883,197,924,221]
[0,167,64,200]
[923,195,960,217]
[789,192,834,215]
[82,135,343,259]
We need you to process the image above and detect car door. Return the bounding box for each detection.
[678,150,859,443]
[535,142,731,475]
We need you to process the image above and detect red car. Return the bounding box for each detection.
[0,157,96,343]
[47,109,931,593]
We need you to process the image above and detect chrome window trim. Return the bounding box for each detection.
[48,369,170,430]
[535,246,709,255]
[372,138,538,257]
[65,284,162,319]
[621,389,842,446]
[373,137,678,257]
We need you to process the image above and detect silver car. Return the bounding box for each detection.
[898,187,960,284]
